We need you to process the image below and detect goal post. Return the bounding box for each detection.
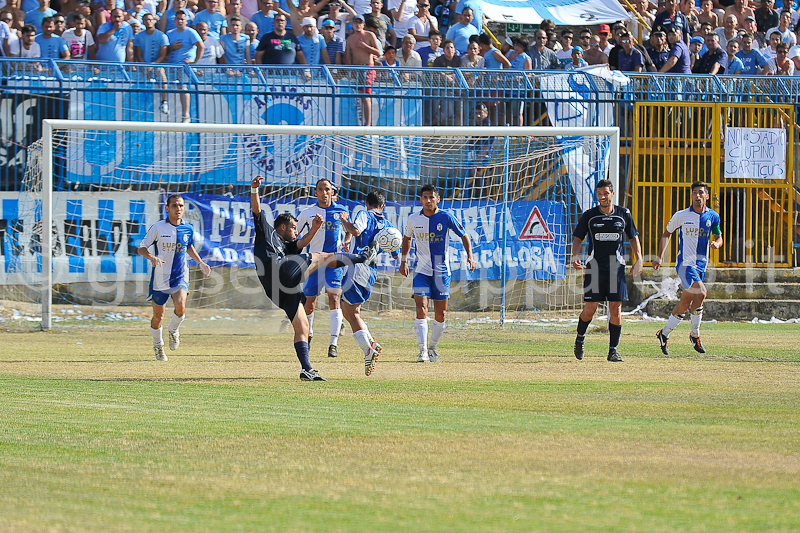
[30,120,620,330]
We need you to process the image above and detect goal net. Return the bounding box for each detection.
[1,121,618,329]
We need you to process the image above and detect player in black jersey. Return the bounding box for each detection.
[570,179,643,362]
[250,175,375,381]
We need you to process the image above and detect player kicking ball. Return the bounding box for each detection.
[138,193,211,361]
[653,181,722,355]
[571,179,643,362]
[338,190,397,376]
[250,175,376,381]
[400,184,476,363]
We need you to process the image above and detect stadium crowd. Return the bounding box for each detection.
[3,0,800,76]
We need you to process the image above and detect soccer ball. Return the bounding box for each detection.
[375,227,402,253]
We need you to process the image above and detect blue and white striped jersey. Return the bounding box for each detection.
[667,206,722,270]
[139,219,194,291]
[404,209,466,276]
[297,202,349,253]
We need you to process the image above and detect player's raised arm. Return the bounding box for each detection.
[652,229,673,271]
[460,234,476,272]
[399,235,412,277]
[296,213,324,250]
[250,175,263,215]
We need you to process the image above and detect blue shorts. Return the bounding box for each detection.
[342,264,376,306]
[147,281,189,306]
[413,272,451,301]
[303,265,344,297]
[677,264,706,290]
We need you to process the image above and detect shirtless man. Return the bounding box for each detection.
[286,0,329,36]
[345,14,381,126]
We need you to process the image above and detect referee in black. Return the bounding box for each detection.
[250,175,375,381]
[570,179,643,362]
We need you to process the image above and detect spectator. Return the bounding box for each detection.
[52,13,65,35]
[628,0,655,41]
[697,0,718,29]
[167,10,203,121]
[2,11,18,55]
[766,41,793,73]
[688,35,704,68]
[659,25,691,72]
[432,36,458,67]
[380,42,397,64]
[693,31,726,73]
[584,34,609,65]
[529,28,559,69]
[555,29,573,67]
[546,30,561,51]
[8,22,38,56]
[126,0,150,26]
[408,0,437,49]
[398,33,421,65]
[714,13,739,49]
[23,0,55,33]
[2,2,25,35]
[95,0,115,29]
[539,18,555,34]
[418,27,443,66]
[762,29,780,59]
[220,16,250,63]
[681,0,700,36]
[319,18,343,63]
[388,0,416,41]
[319,0,355,45]
[244,20,259,61]
[608,25,629,68]
[653,0,690,42]
[195,0,228,39]
[766,11,795,47]
[454,0,483,32]
[726,38,744,72]
[255,13,305,63]
[250,0,275,39]
[477,32,510,69]
[754,0,778,37]
[459,38,481,66]
[616,30,643,72]
[646,28,669,70]
[741,15,765,48]
[365,0,391,47]
[724,0,753,27]
[432,39,460,125]
[446,6,477,53]
[195,20,223,63]
[564,45,587,70]
[160,0,194,33]
[736,32,768,73]
[286,0,327,37]
[33,16,67,58]
[345,15,381,126]
[133,12,168,63]
[297,16,328,64]
[226,0,252,28]
[506,35,531,69]
[596,23,613,55]
[61,12,94,59]
[577,27,592,51]
[349,0,372,16]
[97,8,134,62]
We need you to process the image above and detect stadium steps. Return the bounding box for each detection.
[630,267,800,320]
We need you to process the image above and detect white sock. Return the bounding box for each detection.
[151,326,163,346]
[429,320,445,350]
[414,318,428,352]
[168,312,184,334]
[307,312,315,337]
[330,309,343,346]
[662,314,682,337]
[353,329,372,355]
[690,310,702,336]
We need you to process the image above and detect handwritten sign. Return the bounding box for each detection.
[724,127,786,179]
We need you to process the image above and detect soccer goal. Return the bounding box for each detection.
[2,120,619,330]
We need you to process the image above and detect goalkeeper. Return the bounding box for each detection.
[250,175,375,382]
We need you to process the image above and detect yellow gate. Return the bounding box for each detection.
[631,102,794,268]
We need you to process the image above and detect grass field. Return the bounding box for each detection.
[1,314,799,532]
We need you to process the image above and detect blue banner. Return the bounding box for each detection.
[181,194,567,281]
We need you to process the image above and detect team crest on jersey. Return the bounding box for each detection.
[706,220,712,227]
[437,223,443,231]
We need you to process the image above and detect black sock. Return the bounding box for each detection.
[332,252,367,268]
[294,341,311,371]
[577,317,591,338]
[609,323,622,349]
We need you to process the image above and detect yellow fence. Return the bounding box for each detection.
[631,102,795,268]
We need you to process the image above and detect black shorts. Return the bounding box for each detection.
[582,261,628,302]
[258,253,313,321]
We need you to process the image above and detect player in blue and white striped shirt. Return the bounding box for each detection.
[138,194,211,361]
[400,184,476,363]
[653,181,723,355]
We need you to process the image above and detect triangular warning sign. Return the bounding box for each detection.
[519,206,554,240]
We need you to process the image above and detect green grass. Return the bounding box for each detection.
[1,321,799,532]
